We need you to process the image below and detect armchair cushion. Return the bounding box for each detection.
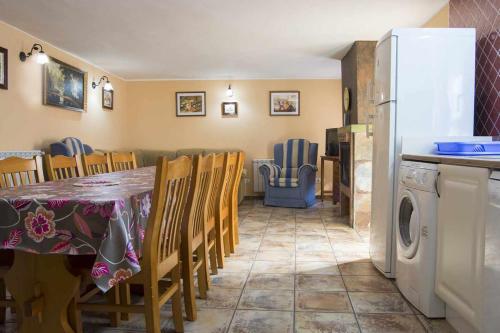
[50,137,94,157]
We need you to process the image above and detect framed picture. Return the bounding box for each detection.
[0,47,7,90]
[102,88,113,110]
[222,102,238,117]
[270,91,300,116]
[43,57,86,112]
[176,92,206,117]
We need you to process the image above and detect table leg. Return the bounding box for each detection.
[320,158,325,201]
[4,251,80,333]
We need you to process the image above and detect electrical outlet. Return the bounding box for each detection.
[315,177,321,184]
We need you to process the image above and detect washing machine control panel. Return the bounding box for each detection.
[400,166,437,192]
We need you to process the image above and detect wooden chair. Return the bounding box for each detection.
[45,155,84,181]
[204,154,225,273]
[0,156,44,188]
[181,154,214,321]
[0,156,45,322]
[82,153,112,176]
[214,152,238,268]
[73,156,192,333]
[229,152,245,252]
[110,152,137,172]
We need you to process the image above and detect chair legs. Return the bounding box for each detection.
[196,246,208,300]
[119,284,131,320]
[182,246,197,321]
[171,265,184,333]
[208,230,218,275]
[0,279,5,324]
[144,278,162,333]
[215,220,226,269]
[106,286,120,327]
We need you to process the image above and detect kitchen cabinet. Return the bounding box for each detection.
[435,164,490,331]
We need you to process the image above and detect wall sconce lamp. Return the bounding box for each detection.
[92,76,113,91]
[19,43,49,64]
[226,84,234,97]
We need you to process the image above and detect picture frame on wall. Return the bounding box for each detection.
[222,102,238,117]
[102,88,113,110]
[176,91,206,117]
[270,91,300,116]
[0,47,7,90]
[43,57,86,112]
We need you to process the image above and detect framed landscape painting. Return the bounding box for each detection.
[43,57,86,112]
[270,91,300,116]
[102,88,113,110]
[176,92,206,117]
[0,47,7,90]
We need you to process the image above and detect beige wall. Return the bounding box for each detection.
[0,20,343,196]
[0,21,130,151]
[422,3,449,28]
[127,79,342,195]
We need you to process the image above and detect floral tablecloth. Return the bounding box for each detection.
[0,167,156,292]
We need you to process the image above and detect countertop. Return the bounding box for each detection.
[402,153,500,169]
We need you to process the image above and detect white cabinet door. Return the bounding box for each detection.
[435,164,489,330]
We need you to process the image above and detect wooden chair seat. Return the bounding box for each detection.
[72,156,192,333]
[0,156,45,324]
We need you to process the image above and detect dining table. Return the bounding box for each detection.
[0,166,156,333]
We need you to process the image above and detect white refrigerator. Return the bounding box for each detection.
[369,28,476,278]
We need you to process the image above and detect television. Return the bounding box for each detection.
[325,128,339,156]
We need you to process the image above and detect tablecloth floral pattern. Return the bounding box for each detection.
[0,167,156,292]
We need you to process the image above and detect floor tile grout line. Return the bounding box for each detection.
[322,206,363,332]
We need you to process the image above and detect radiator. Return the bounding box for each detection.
[0,150,44,160]
[253,159,274,192]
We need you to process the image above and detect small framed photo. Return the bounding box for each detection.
[222,102,238,117]
[102,88,113,110]
[270,91,300,116]
[176,92,206,117]
[0,47,8,90]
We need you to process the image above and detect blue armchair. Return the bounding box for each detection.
[50,137,94,157]
[259,139,318,208]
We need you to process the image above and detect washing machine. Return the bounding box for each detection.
[396,161,445,318]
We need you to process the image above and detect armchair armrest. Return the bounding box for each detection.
[259,163,281,183]
[298,164,317,184]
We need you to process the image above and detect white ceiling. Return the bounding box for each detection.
[0,0,448,80]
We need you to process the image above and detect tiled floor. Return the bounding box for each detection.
[0,199,457,333]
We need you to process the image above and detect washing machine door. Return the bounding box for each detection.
[397,190,420,259]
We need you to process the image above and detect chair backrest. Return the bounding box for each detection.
[206,153,225,228]
[144,156,192,274]
[274,139,318,178]
[45,154,84,181]
[182,154,215,245]
[82,153,112,176]
[0,156,45,188]
[231,152,245,208]
[111,152,137,172]
[218,152,238,218]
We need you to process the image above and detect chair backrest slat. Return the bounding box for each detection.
[182,154,215,246]
[144,156,192,271]
[0,156,45,189]
[45,155,84,181]
[111,152,137,172]
[206,154,225,226]
[82,153,112,176]
[219,152,238,216]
